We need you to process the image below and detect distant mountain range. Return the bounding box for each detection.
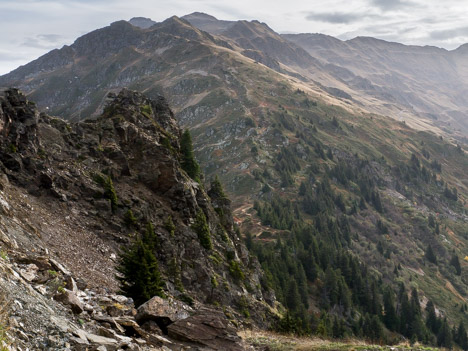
[2,12,468,140]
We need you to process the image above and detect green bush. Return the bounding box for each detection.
[94,173,118,213]
[229,260,245,281]
[123,209,137,227]
[164,216,176,237]
[140,104,152,117]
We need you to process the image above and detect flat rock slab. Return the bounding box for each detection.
[167,309,245,351]
[54,289,84,314]
[136,296,192,325]
[86,333,118,345]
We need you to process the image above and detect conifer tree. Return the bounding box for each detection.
[286,279,301,312]
[425,244,437,264]
[210,175,227,198]
[438,318,453,349]
[425,300,440,334]
[117,235,164,306]
[192,210,213,250]
[180,129,201,182]
[456,321,468,351]
[383,286,398,331]
[450,254,462,275]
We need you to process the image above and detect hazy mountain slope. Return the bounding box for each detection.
[284,33,468,137]
[0,16,229,121]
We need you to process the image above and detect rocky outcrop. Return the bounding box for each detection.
[54,289,84,314]
[135,296,192,332]
[0,88,276,349]
[167,309,246,351]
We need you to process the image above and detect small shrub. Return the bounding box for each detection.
[123,209,137,227]
[211,275,219,288]
[47,270,58,277]
[238,296,250,318]
[179,294,194,306]
[164,216,176,237]
[229,260,245,281]
[140,104,152,117]
[209,255,222,266]
[94,173,118,213]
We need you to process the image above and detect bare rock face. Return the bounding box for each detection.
[167,309,246,351]
[0,88,40,175]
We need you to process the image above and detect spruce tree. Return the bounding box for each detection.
[425,300,440,334]
[192,210,213,250]
[286,279,301,312]
[210,175,227,198]
[456,321,468,351]
[383,286,398,331]
[437,318,453,349]
[450,254,462,275]
[117,236,164,306]
[180,129,201,182]
[425,244,437,264]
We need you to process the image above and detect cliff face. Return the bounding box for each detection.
[0,88,275,350]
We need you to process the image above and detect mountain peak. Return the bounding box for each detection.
[454,43,468,53]
[182,12,235,35]
[128,16,156,29]
[182,12,219,21]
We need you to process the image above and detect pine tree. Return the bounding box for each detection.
[450,254,462,275]
[425,244,437,264]
[210,175,227,198]
[245,232,254,250]
[143,222,158,248]
[164,215,176,237]
[286,279,301,312]
[299,181,307,196]
[383,286,398,331]
[456,321,468,351]
[192,210,213,250]
[117,236,164,306]
[180,129,201,182]
[399,288,411,337]
[438,318,453,349]
[425,300,440,334]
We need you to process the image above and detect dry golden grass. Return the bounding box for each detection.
[240,330,444,351]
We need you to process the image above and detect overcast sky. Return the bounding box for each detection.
[1,0,468,75]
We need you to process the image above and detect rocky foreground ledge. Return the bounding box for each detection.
[0,88,277,350]
[0,249,251,350]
